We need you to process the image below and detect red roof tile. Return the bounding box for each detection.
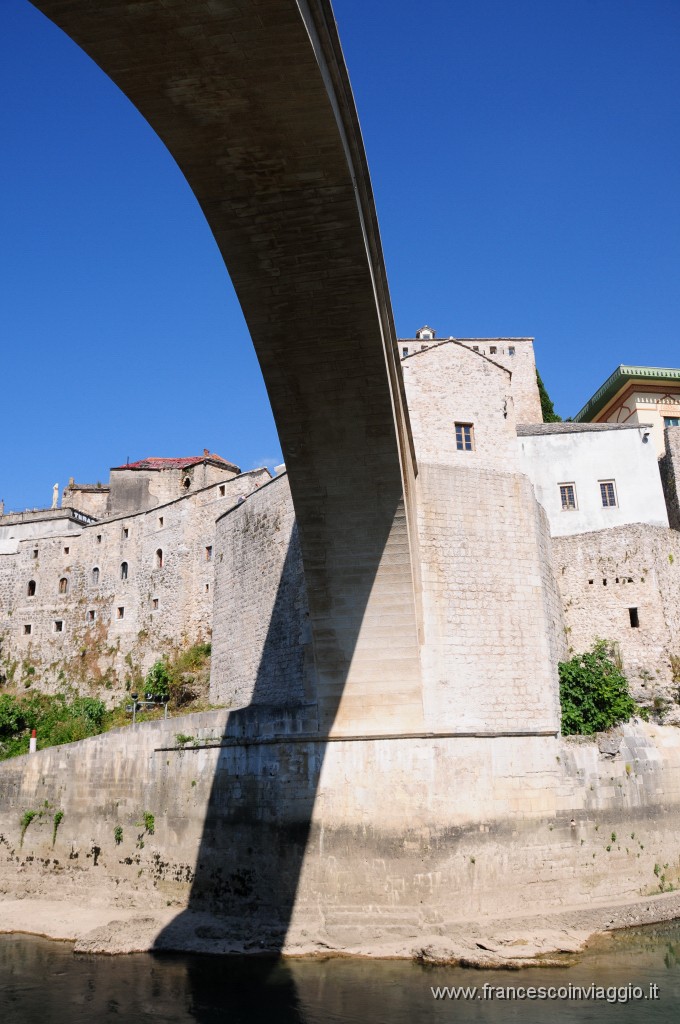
[112,454,240,472]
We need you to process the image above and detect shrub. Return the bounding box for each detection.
[559,640,638,736]
[145,660,171,701]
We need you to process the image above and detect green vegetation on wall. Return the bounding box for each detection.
[559,640,640,735]
[0,642,213,761]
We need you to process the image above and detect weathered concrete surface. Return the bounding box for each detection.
[30,0,421,735]
[2,713,680,957]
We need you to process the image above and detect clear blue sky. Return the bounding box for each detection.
[2,0,679,510]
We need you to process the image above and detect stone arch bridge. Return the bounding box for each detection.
[31,0,422,735]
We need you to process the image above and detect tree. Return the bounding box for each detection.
[536,369,562,422]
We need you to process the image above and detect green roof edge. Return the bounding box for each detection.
[574,365,680,422]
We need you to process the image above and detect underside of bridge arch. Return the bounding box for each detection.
[31,0,423,734]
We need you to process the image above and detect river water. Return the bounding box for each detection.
[1,921,679,1023]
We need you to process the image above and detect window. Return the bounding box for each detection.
[490,345,497,354]
[64,546,69,555]
[122,527,129,539]
[219,485,226,497]
[120,561,128,580]
[32,549,38,559]
[472,345,479,351]
[508,346,515,356]
[402,347,409,358]
[183,478,191,490]
[600,481,617,508]
[664,417,680,428]
[152,598,159,611]
[629,607,639,628]
[92,567,99,584]
[54,620,63,633]
[116,607,124,620]
[158,516,164,527]
[23,624,31,635]
[87,610,96,623]
[455,423,474,451]
[205,546,213,562]
[27,580,36,597]
[96,534,102,544]
[156,549,163,569]
[58,577,69,595]
[559,484,577,511]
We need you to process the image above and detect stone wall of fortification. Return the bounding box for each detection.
[416,462,565,732]
[402,338,564,732]
[0,470,269,697]
[553,524,680,717]
[210,473,315,709]
[456,337,542,424]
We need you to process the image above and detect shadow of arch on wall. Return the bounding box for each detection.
[30,0,423,969]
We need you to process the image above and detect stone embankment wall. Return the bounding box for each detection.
[0,470,269,697]
[553,523,680,718]
[1,716,680,954]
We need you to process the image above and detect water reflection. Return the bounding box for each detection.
[1,921,680,1024]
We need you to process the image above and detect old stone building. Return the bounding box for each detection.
[0,455,270,695]
[574,363,680,455]
[210,330,680,728]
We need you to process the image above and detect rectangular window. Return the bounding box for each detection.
[600,480,617,507]
[205,583,210,593]
[664,417,680,427]
[402,347,408,358]
[87,610,96,623]
[158,516,164,527]
[152,598,159,611]
[559,483,577,510]
[32,549,38,559]
[455,423,474,451]
[122,527,129,539]
[472,345,479,351]
[205,545,213,562]
[54,620,63,633]
[23,624,31,635]
[219,485,226,497]
[629,607,639,628]
[117,607,124,619]
[96,534,102,544]
[508,346,515,356]
[64,546,69,555]
[489,345,497,354]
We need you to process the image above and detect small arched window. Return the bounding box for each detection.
[92,567,100,584]
[121,561,128,580]
[183,477,191,490]
[58,577,69,595]
[156,548,163,569]
[27,580,36,597]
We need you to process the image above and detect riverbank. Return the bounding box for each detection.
[2,890,680,966]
